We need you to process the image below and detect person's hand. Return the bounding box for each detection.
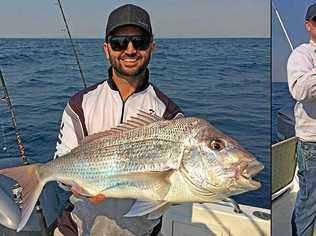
[71,187,106,204]
[87,194,106,204]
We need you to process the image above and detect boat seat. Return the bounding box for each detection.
[272,136,297,198]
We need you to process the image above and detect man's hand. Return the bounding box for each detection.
[87,194,106,204]
[71,187,106,204]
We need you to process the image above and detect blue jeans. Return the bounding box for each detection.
[292,141,316,236]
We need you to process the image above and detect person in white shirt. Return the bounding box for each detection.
[287,4,316,236]
[54,4,183,236]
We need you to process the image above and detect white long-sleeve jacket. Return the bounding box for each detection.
[53,68,183,235]
[287,40,316,141]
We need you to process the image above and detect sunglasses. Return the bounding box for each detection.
[108,35,152,51]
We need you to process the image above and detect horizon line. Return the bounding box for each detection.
[0,36,270,39]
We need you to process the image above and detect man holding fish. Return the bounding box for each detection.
[54,4,183,236]
[0,4,263,236]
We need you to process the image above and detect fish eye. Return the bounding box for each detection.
[208,139,225,151]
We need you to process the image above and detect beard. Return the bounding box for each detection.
[108,52,151,78]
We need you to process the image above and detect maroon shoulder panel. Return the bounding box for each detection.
[151,85,183,120]
[68,81,105,137]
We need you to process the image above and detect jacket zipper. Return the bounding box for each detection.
[120,101,125,124]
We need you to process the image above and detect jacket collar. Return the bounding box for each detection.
[310,39,316,47]
[107,67,150,93]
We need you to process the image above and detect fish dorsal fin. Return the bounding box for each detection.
[136,110,163,122]
[78,110,163,146]
[111,110,163,133]
[78,130,117,146]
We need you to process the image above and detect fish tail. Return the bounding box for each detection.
[0,164,45,232]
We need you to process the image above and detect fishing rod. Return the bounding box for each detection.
[56,0,87,88]
[0,1,87,233]
[272,1,294,51]
[0,70,49,236]
[0,71,27,165]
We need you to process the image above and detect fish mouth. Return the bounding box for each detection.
[238,160,264,190]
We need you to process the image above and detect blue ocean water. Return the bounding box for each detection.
[0,38,270,209]
[272,82,295,143]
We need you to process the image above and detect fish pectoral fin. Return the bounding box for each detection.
[102,171,173,200]
[147,202,172,220]
[130,171,173,199]
[124,200,169,218]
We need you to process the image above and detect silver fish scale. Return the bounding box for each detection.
[77,139,181,179]
[45,117,205,185]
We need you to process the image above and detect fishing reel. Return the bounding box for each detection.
[11,183,23,208]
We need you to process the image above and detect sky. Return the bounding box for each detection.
[0,0,269,38]
[272,0,315,82]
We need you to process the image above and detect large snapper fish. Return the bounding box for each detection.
[0,112,263,232]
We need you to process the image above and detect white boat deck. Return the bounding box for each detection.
[162,202,270,236]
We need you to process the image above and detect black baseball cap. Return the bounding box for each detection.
[106,4,152,40]
[306,4,316,20]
